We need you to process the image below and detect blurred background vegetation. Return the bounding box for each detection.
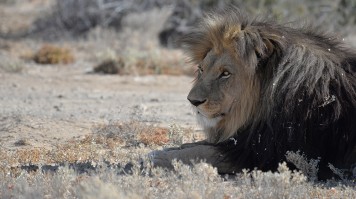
[0,0,355,74]
[1,0,356,45]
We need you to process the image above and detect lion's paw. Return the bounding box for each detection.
[148,149,176,169]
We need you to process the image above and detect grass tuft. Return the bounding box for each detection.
[0,53,24,73]
[138,127,169,146]
[93,58,125,74]
[33,44,74,64]
[285,150,320,181]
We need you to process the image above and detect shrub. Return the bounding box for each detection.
[93,58,125,74]
[0,53,24,73]
[33,44,74,64]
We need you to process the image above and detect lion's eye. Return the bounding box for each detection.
[220,71,231,79]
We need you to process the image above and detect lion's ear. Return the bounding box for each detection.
[262,38,275,57]
[252,32,283,71]
[255,38,274,59]
[255,32,283,65]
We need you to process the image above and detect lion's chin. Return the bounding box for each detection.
[196,111,223,129]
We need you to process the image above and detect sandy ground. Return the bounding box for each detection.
[0,64,198,151]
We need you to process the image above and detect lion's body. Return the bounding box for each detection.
[182,9,356,179]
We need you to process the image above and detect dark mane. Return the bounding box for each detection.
[183,8,356,179]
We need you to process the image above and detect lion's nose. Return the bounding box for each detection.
[188,98,206,107]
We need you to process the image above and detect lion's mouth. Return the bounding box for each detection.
[197,111,225,119]
[196,111,224,129]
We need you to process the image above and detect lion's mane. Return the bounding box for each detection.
[182,8,356,179]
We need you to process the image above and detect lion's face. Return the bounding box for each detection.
[188,47,260,143]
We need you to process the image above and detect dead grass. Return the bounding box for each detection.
[33,44,75,64]
[1,121,355,198]
[0,121,192,170]
[285,150,320,181]
[138,127,169,146]
[93,58,125,74]
[0,52,24,73]
[1,160,355,199]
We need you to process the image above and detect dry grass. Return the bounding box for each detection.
[285,151,320,181]
[0,121,193,169]
[138,127,169,146]
[33,44,75,64]
[0,121,355,198]
[93,58,125,74]
[0,52,24,73]
[1,160,355,198]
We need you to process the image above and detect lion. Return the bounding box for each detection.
[150,8,356,180]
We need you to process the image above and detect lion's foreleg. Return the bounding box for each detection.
[154,140,211,152]
[149,144,234,174]
[179,140,211,148]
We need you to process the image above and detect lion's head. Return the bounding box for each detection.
[183,9,356,144]
[186,39,261,143]
[184,10,278,143]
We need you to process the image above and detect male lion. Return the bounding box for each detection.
[151,8,356,179]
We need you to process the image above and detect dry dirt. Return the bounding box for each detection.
[0,64,198,152]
